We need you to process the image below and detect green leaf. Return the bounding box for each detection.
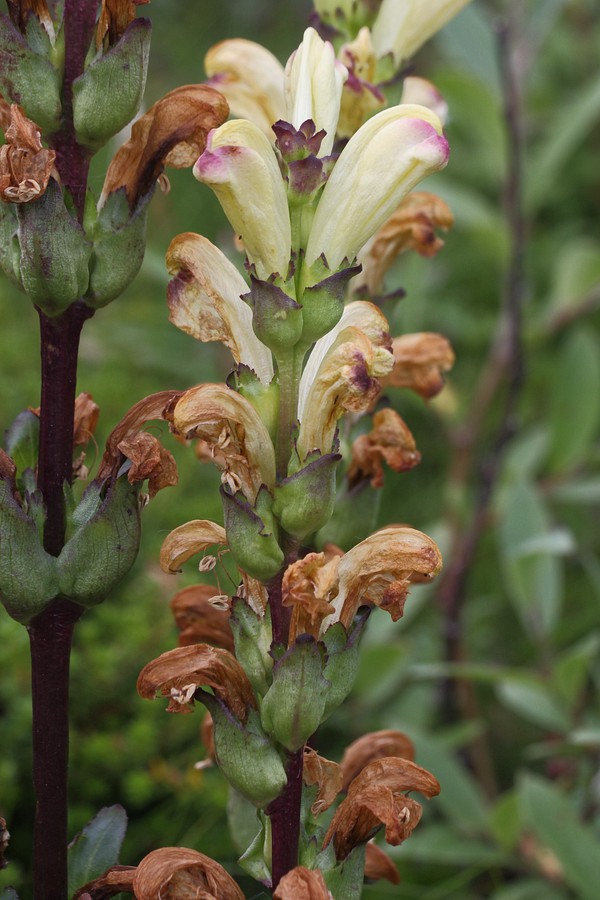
[547,327,600,473]
[519,773,600,900]
[398,824,508,866]
[498,480,563,638]
[497,679,570,733]
[552,633,600,706]
[4,410,39,475]
[489,789,521,852]
[67,805,127,896]
[489,879,569,900]
[543,238,600,324]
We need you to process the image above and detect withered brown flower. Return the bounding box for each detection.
[340,730,415,791]
[273,866,332,900]
[100,85,229,211]
[303,747,344,816]
[133,847,245,900]
[171,584,234,652]
[72,865,136,898]
[282,552,340,643]
[137,643,257,722]
[0,104,56,204]
[364,841,400,885]
[323,757,440,860]
[160,520,227,575]
[381,332,455,400]
[116,431,178,498]
[347,408,421,489]
[356,191,454,296]
[96,0,150,49]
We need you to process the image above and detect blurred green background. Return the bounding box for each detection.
[2,0,600,897]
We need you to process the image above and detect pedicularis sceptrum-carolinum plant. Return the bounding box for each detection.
[0,0,471,897]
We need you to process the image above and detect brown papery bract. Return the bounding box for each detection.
[303,747,344,815]
[381,332,455,400]
[100,86,229,210]
[340,729,415,791]
[273,866,332,900]
[137,644,257,722]
[0,104,56,203]
[171,584,235,652]
[347,408,421,489]
[323,756,440,859]
[117,431,178,498]
[133,847,245,900]
[160,520,227,574]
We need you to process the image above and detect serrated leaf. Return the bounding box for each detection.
[67,805,127,896]
[519,773,600,900]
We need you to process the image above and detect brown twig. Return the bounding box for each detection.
[436,9,527,798]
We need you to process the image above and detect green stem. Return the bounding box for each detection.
[275,347,304,480]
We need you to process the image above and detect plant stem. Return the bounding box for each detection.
[27,4,97,897]
[267,746,304,890]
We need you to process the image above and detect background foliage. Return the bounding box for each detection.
[2,0,600,896]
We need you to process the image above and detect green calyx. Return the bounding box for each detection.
[243,275,303,354]
[0,13,61,133]
[299,260,362,345]
[221,485,284,582]
[73,19,151,151]
[273,451,341,540]
[230,599,273,698]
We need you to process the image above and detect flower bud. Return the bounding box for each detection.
[273,452,341,540]
[371,0,472,66]
[73,19,151,150]
[0,13,61,133]
[17,180,92,315]
[202,694,288,807]
[260,636,331,751]
[56,476,141,608]
[221,485,284,582]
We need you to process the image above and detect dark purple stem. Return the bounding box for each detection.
[27,3,98,897]
[267,747,304,890]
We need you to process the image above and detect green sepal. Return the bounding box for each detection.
[227,367,279,440]
[227,788,262,856]
[320,611,368,720]
[73,19,151,151]
[0,202,22,288]
[0,13,61,132]
[56,477,141,607]
[17,180,92,316]
[237,812,272,883]
[260,636,331,752]
[230,598,273,697]
[273,452,341,540]
[0,476,58,623]
[200,692,287,807]
[243,275,303,354]
[316,478,382,551]
[320,844,366,899]
[221,485,284,581]
[85,187,151,308]
[4,410,39,476]
[300,261,361,344]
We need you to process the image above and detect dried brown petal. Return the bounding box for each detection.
[273,866,332,900]
[117,432,177,498]
[347,408,420,489]
[356,192,454,296]
[282,552,340,643]
[100,86,228,210]
[96,0,150,50]
[72,865,136,898]
[382,333,455,400]
[0,448,17,481]
[329,526,443,630]
[97,390,182,482]
[160,520,227,574]
[133,847,244,900]
[0,104,56,203]
[303,747,343,815]
[340,730,415,791]
[171,584,234,652]
[72,392,100,448]
[364,842,400,885]
[137,644,257,722]
[324,757,440,859]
